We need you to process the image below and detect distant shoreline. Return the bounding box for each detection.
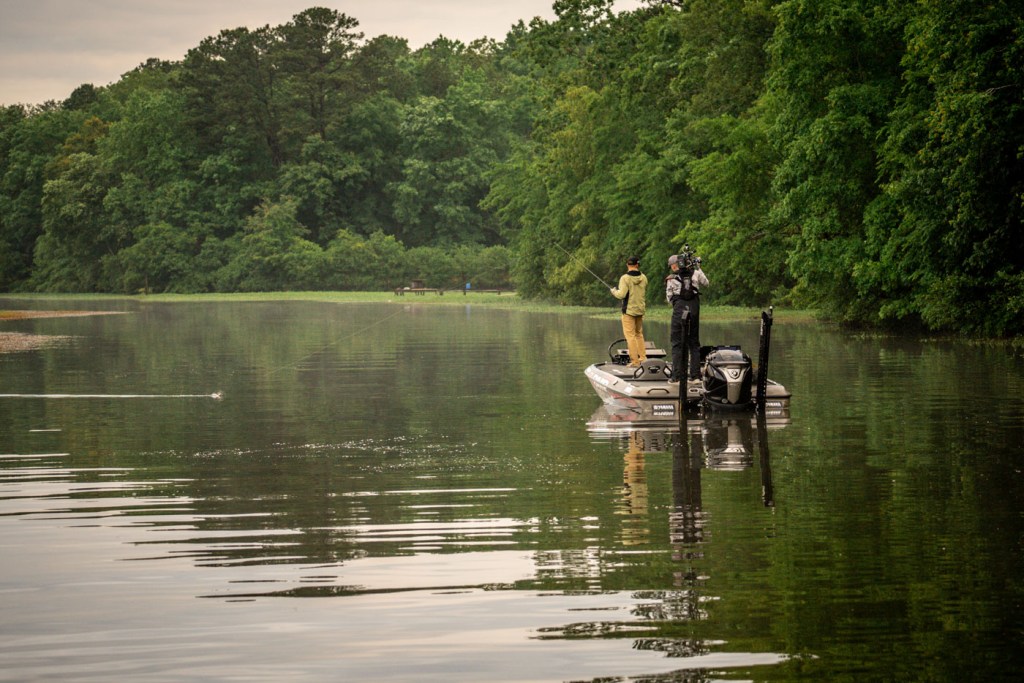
[0,310,124,353]
[0,309,126,320]
[0,291,819,326]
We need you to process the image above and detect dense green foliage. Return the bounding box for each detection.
[1,1,1022,334]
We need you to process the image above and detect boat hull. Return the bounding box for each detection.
[584,362,791,415]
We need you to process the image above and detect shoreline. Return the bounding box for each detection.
[0,291,819,325]
[1,293,1019,345]
[0,310,123,353]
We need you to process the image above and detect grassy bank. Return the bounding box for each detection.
[0,290,820,325]
[6,292,1021,345]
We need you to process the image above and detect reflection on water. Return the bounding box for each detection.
[553,412,786,667]
[0,433,785,681]
[589,405,780,507]
[2,299,1024,681]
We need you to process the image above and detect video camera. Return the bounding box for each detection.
[677,244,701,270]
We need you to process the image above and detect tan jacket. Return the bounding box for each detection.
[611,270,648,316]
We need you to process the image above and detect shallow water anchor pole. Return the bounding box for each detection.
[756,408,774,507]
[755,306,773,413]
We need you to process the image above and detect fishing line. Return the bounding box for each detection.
[268,270,516,376]
[0,393,223,399]
[2,307,411,399]
[265,305,408,376]
[1,302,424,401]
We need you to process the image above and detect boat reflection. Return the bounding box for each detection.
[587,404,783,507]
[578,404,785,668]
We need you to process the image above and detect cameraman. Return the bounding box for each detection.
[665,252,709,386]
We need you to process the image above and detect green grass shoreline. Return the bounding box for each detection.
[6,292,1024,346]
[0,290,819,325]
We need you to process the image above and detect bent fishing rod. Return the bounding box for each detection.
[552,242,616,290]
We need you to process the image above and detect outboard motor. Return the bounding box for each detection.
[701,346,753,409]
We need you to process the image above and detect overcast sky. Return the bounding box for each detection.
[0,0,643,106]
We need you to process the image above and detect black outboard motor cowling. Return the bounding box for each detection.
[702,346,753,409]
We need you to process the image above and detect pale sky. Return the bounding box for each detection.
[0,0,643,106]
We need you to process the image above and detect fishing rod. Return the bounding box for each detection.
[552,241,615,290]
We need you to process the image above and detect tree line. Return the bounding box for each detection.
[1,1,1022,334]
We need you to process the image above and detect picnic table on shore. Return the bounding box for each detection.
[394,287,445,295]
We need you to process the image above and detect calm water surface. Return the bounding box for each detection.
[1,299,1023,682]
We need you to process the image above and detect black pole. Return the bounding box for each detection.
[756,410,774,507]
[755,306,773,413]
[672,413,703,546]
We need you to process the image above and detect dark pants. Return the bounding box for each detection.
[671,299,701,381]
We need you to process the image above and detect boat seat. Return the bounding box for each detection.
[615,343,668,359]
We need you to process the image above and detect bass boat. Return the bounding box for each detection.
[584,309,791,416]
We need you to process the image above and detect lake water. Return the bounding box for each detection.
[1,298,1023,682]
